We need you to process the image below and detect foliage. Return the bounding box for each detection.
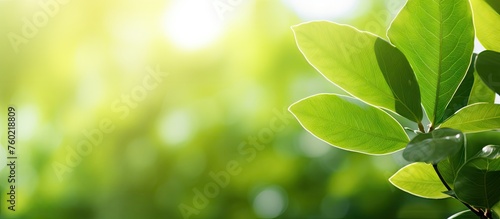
[290,0,500,218]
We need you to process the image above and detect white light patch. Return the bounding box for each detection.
[474,38,486,53]
[299,132,330,157]
[18,105,39,141]
[253,186,288,218]
[282,0,361,20]
[158,109,194,147]
[163,0,223,50]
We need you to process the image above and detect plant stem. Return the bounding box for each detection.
[432,164,451,191]
[418,122,426,133]
[432,164,489,219]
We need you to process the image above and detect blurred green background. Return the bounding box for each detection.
[0,0,493,218]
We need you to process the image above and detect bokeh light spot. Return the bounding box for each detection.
[163,0,223,50]
[252,186,288,218]
[299,132,330,157]
[18,105,39,141]
[283,0,361,20]
[158,109,194,147]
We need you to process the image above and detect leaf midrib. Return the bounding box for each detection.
[434,0,445,124]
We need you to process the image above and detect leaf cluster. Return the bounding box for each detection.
[290,0,500,218]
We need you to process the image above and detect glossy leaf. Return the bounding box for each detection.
[403,128,464,164]
[476,50,500,95]
[292,21,422,122]
[439,132,500,187]
[470,0,500,51]
[389,163,449,199]
[440,104,500,133]
[454,146,500,209]
[477,145,500,159]
[289,94,409,155]
[388,0,475,124]
[464,132,500,159]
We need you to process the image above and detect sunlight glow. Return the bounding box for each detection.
[253,186,288,218]
[163,0,223,50]
[158,109,195,147]
[283,0,361,20]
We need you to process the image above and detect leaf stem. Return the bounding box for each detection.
[432,164,451,191]
[432,164,489,219]
[429,125,435,132]
[418,122,426,133]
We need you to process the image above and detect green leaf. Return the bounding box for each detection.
[469,71,496,105]
[494,207,500,219]
[440,104,500,133]
[447,210,478,219]
[289,94,409,155]
[439,132,500,188]
[439,54,476,124]
[465,132,500,158]
[470,0,500,51]
[389,163,449,199]
[476,50,500,95]
[477,145,500,159]
[403,128,464,164]
[454,145,500,209]
[438,146,465,187]
[388,0,475,125]
[292,21,423,122]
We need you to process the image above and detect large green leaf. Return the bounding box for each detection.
[470,0,500,52]
[455,145,500,209]
[389,163,449,199]
[388,0,475,125]
[403,128,464,164]
[440,54,476,124]
[476,50,500,95]
[292,21,422,122]
[440,104,500,133]
[289,94,409,155]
